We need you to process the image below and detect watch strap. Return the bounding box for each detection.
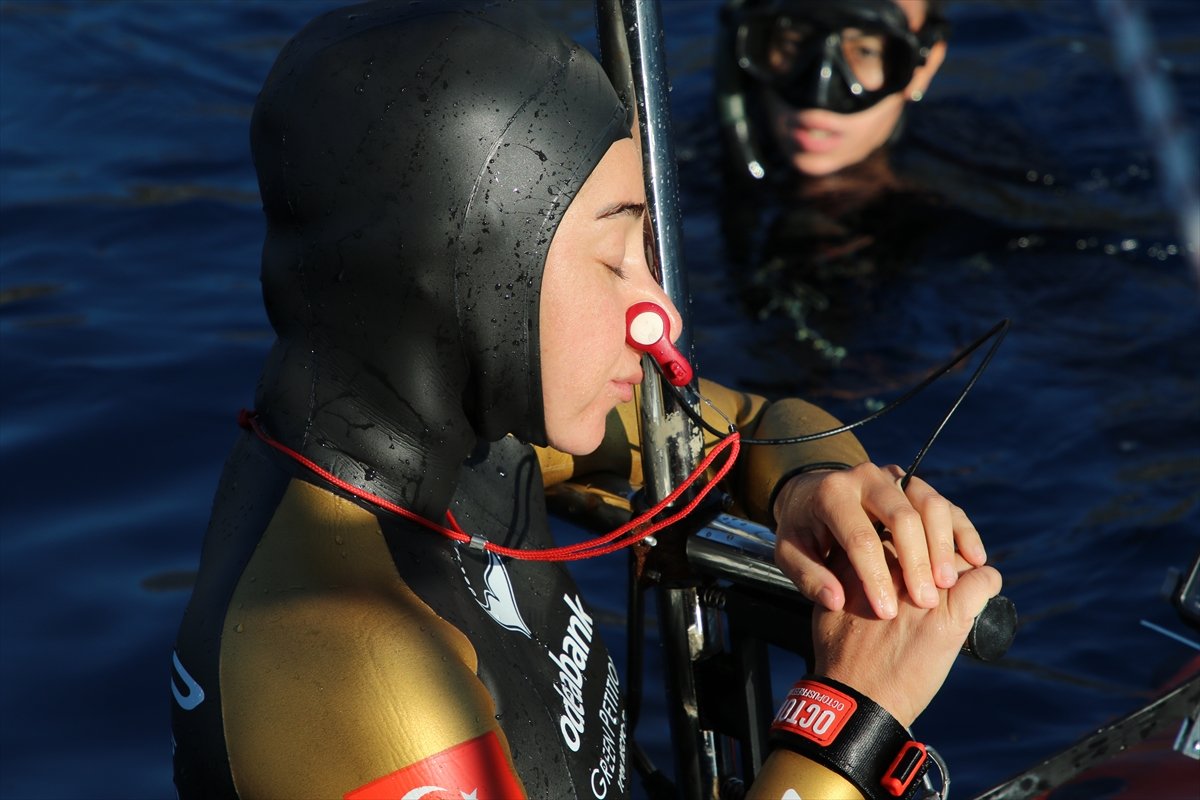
[769,676,929,800]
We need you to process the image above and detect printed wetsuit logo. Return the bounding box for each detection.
[550,592,593,753]
[170,650,204,711]
[589,656,627,799]
[458,551,532,638]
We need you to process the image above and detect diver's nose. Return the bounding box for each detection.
[664,296,684,344]
[629,229,683,341]
[626,300,692,386]
[648,283,684,344]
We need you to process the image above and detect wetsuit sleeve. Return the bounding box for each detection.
[535,377,868,527]
[747,749,865,799]
[694,378,868,525]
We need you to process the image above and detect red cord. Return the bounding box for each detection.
[238,409,740,562]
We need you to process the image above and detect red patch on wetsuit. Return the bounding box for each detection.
[344,731,523,799]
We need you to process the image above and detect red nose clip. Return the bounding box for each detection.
[626,302,693,387]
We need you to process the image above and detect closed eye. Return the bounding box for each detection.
[596,201,646,220]
[605,262,629,280]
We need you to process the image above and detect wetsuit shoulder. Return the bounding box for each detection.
[218,479,522,798]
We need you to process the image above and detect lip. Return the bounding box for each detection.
[792,122,843,155]
[612,368,643,403]
[785,110,844,153]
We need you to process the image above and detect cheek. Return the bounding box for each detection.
[541,274,626,402]
[844,99,904,151]
[574,289,627,378]
[541,296,627,455]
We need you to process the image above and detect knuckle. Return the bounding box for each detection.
[922,496,951,518]
[846,526,881,552]
[821,469,856,496]
[889,506,921,534]
[811,485,844,519]
[951,505,976,528]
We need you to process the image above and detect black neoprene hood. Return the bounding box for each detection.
[250,0,630,517]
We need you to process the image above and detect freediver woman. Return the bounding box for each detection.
[169,2,1000,798]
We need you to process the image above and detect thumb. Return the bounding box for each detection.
[946,565,1003,634]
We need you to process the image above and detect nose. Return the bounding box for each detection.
[626,300,692,386]
[643,280,684,344]
[627,226,684,342]
[661,291,684,345]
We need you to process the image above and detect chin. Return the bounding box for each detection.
[791,152,852,178]
[545,422,607,457]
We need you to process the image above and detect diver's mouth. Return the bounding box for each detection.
[793,124,842,154]
[611,367,643,405]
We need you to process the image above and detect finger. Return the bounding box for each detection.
[946,564,1004,634]
[856,468,931,612]
[950,503,988,566]
[775,527,846,611]
[902,476,958,591]
[838,522,897,618]
[884,501,940,608]
[817,470,898,618]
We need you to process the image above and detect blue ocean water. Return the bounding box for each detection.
[1,1,1197,799]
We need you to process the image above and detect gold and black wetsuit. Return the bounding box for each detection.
[170,3,872,797]
[171,387,867,799]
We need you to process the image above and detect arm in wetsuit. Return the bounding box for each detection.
[537,376,868,525]
[538,377,877,797]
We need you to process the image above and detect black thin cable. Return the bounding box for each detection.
[899,319,1010,489]
[662,318,1010,450]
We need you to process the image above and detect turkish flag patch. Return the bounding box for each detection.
[344,731,524,799]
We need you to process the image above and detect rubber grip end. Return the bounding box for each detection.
[964,594,1017,662]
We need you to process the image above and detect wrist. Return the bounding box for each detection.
[771,468,835,525]
[769,675,931,800]
[818,666,915,728]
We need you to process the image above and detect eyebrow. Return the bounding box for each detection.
[596,201,646,220]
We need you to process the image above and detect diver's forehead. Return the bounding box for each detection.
[574,138,645,214]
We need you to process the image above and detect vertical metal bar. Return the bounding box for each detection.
[659,586,722,800]
[596,0,705,488]
[609,0,704,503]
[597,2,722,797]
[730,630,774,777]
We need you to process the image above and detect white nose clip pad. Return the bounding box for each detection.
[626,302,693,387]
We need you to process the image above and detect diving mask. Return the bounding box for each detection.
[734,0,945,114]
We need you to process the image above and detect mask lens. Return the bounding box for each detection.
[838,27,888,92]
[762,16,819,78]
[736,2,924,113]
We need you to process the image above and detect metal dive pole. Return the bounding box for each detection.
[596,1,727,797]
